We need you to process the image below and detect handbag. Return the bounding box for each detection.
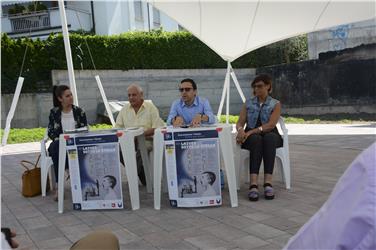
[20,154,42,197]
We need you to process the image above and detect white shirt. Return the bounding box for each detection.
[61,110,75,132]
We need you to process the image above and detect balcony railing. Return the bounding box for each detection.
[9,11,50,32]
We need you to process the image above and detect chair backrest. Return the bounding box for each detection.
[278,117,288,138]
[278,117,289,155]
[40,129,50,157]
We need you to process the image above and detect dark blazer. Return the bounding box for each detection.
[48,105,87,141]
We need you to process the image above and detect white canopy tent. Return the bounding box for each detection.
[147,0,376,122]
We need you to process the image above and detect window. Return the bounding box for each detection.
[134,0,143,21]
[153,7,160,26]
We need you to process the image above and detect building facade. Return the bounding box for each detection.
[307,18,376,59]
[1,0,179,39]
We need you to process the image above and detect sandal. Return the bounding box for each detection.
[263,183,275,200]
[248,184,259,201]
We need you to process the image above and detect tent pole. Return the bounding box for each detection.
[226,61,230,124]
[217,62,230,120]
[95,75,115,126]
[2,77,24,146]
[229,66,246,103]
[58,0,78,106]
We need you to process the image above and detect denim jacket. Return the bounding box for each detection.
[48,105,87,141]
[246,95,279,129]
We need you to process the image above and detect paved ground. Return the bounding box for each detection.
[1,123,375,250]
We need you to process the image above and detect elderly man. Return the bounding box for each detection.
[115,84,164,185]
[167,78,216,127]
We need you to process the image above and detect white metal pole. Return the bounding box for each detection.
[217,65,230,119]
[226,61,230,124]
[95,75,115,126]
[229,66,246,103]
[58,0,78,106]
[2,77,24,146]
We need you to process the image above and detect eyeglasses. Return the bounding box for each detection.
[179,88,193,92]
[252,83,265,89]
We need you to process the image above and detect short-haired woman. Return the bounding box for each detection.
[236,74,283,201]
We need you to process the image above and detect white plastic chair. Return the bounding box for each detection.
[149,149,168,193]
[40,129,56,197]
[234,117,291,190]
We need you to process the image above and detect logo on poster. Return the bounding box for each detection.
[117,202,122,207]
[164,133,172,140]
[216,199,221,204]
[209,200,214,204]
[112,203,116,208]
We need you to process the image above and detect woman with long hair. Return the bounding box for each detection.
[48,85,87,200]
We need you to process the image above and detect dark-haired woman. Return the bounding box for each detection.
[235,74,283,201]
[48,85,87,200]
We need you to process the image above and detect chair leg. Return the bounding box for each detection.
[49,161,56,191]
[276,154,290,190]
[282,155,291,190]
[162,156,168,193]
[41,161,49,197]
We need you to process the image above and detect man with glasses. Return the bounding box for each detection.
[167,78,216,127]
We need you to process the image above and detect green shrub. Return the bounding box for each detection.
[1,32,307,94]
[0,124,114,144]
[27,1,47,12]
[89,124,113,130]
[219,115,239,124]
[8,4,26,15]
[0,127,45,144]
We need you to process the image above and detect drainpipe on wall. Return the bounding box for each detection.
[90,0,96,34]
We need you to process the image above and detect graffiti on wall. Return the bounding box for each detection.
[330,24,352,51]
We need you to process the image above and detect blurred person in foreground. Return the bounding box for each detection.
[284,142,376,249]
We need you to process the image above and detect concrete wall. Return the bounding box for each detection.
[1,93,51,129]
[1,69,254,128]
[3,56,375,129]
[308,18,376,59]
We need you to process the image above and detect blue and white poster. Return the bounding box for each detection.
[164,129,222,207]
[66,132,123,210]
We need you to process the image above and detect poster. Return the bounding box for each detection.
[164,129,222,207]
[66,131,123,210]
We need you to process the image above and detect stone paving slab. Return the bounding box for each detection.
[1,125,374,249]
